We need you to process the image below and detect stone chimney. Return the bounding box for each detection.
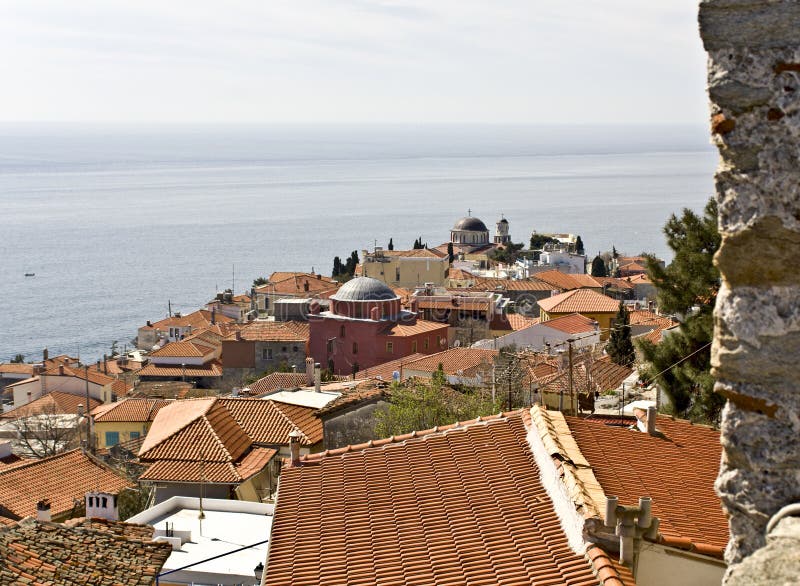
[646,405,657,436]
[85,491,119,521]
[103,354,108,374]
[288,430,301,466]
[305,358,315,386]
[314,363,321,392]
[36,499,51,522]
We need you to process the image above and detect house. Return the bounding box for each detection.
[137,330,225,388]
[91,398,172,450]
[538,289,622,340]
[399,347,499,386]
[308,277,449,376]
[472,312,601,352]
[0,518,171,586]
[411,283,512,346]
[313,379,392,449]
[221,321,310,388]
[127,497,272,586]
[466,277,556,315]
[263,410,633,585]
[7,364,130,409]
[357,247,449,288]
[137,397,323,503]
[205,289,254,322]
[137,309,236,351]
[530,405,727,584]
[0,363,36,396]
[253,271,339,317]
[536,248,588,274]
[0,449,133,523]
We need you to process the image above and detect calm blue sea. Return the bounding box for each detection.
[0,123,717,363]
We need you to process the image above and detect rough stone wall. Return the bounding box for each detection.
[699,0,800,576]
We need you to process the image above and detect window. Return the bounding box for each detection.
[353,342,358,354]
[263,348,273,360]
[340,325,346,338]
[282,346,287,352]
[386,341,394,354]
[424,338,429,350]
[327,339,334,354]
[411,341,417,353]
[105,431,120,447]
[130,431,140,440]
[293,346,298,352]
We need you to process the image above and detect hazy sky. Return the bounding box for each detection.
[0,1,709,124]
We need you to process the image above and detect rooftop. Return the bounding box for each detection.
[90,398,173,423]
[225,321,310,342]
[0,391,102,420]
[330,277,398,302]
[539,312,599,335]
[402,347,498,377]
[538,289,621,315]
[452,216,489,231]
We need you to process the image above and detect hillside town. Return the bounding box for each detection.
[0,213,733,586]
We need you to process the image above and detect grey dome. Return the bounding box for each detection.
[331,277,398,302]
[453,217,488,232]
[498,218,509,224]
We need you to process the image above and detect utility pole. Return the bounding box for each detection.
[168,300,172,318]
[567,339,574,415]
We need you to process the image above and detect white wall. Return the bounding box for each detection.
[635,542,726,586]
[472,323,599,351]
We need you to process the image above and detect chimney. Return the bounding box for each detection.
[103,354,108,374]
[85,491,119,521]
[288,431,301,466]
[43,347,49,362]
[646,406,657,436]
[96,359,101,372]
[58,365,64,375]
[235,330,242,341]
[211,308,216,325]
[36,499,51,522]
[305,358,315,386]
[314,363,321,392]
[146,320,152,327]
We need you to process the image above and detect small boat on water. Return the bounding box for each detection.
[24,273,35,277]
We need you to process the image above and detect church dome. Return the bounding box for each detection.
[331,277,398,302]
[452,217,488,232]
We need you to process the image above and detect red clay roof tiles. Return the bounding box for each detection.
[539,289,621,314]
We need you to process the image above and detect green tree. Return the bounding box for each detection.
[637,198,722,423]
[252,276,269,287]
[387,238,394,251]
[606,302,635,367]
[10,354,25,364]
[332,256,343,277]
[590,256,608,277]
[447,242,455,263]
[530,234,559,250]
[413,237,426,250]
[490,241,524,264]
[575,235,585,255]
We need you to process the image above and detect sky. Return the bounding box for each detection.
[0,1,709,125]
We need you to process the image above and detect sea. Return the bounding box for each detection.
[0,123,717,363]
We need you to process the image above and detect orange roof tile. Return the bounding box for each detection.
[539,289,620,314]
[259,273,340,296]
[375,248,447,258]
[315,380,390,416]
[505,314,539,331]
[0,364,35,375]
[244,372,310,396]
[402,347,498,376]
[266,412,609,586]
[383,319,448,337]
[137,362,223,378]
[628,310,676,330]
[226,321,310,342]
[90,398,172,422]
[150,340,215,358]
[41,365,117,387]
[540,312,599,334]
[533,270,589,291]
[0,450,133,519]
[0,392,102,420]
[565,415,727,558]
[355,354,428,381]
[221,398,323,446]
[149,309,235,330]
[593,277,635,290]
[138,447,276,484]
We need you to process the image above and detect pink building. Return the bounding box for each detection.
[309,277,448,376]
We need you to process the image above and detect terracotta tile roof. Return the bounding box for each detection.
[267,411,619,586]
[628,310,676,331]
[383,319,448,337]
[402,347,498,377]
[139,399,251,462]
[635,328,664,345]
[0,519,171,586]
[0,392,102,420]
[137,362,223,378]
[446,267,476,281]
[539,289,621,314]
[90,398,172,423]
[149,309,236,330]
[507,313,539,331]
[226,321,310,342]
[315,380,390,416]
[376,248,447,258]
[416,297,492,310]
[565,414,727,558]
[259,273,340,296]
[41,365,117,387]
[0,453,29,471]
[139,446,276,484]
[472,277,555,292]
[0,364,35,375]
[150,340,215,358]
[243,372,310,396]
[538,356,632,397]
[354,354,427,381]
[221,398,323,445]
[625,273,652,284]
[593,277,635,290]
[268,271,338,285]
[540,312,599,334]
[533,270,588,291]
[0,450,133,520]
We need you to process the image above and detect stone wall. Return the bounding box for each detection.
[699,0,800,579]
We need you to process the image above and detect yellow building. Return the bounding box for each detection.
[359,248,449,288]
[91,398,172,450]
[537,289,621,340]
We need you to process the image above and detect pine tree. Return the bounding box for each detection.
[387,238,394,251]
[606,302,635,367]
[637,198,722,422]
[332,256,342,277]
[575,235,585,255]
[447,242,455,263]
[590,256,608,277]
[413,237,425,250]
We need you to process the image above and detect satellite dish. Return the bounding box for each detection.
[453,340,461,347]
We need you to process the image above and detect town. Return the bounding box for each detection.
[0,211,729,585]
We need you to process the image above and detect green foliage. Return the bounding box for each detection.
[590,256,608,277]
[252,276,269,287]
[374,378,501,437]
[118,487,153,521]
[332,250,360,282]
[110,340,119,358]
[447,242,454,263]
[10,354,25,363]
[432,363,446,387]
[491,241,524,264]
[530,234,559,250]
[412,237,427,249]
[575,235,585,255]
[387,238,394,251]
[606,302,635,367]
[636,198,723,423]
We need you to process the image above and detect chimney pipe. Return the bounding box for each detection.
[96,359,101,372]
[314,363,321,392]
[646,406,657,436]
[288,431,301,466]
[36,499,51,522]
[305,358,314,386]
[43,347,49,362]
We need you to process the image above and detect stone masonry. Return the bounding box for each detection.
[699,0,800,580]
